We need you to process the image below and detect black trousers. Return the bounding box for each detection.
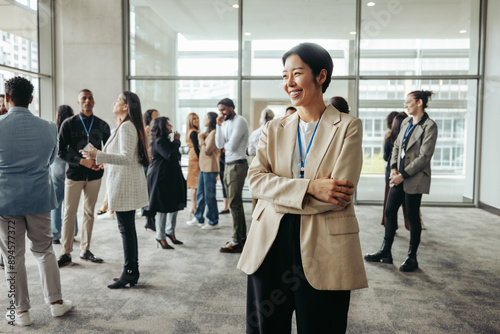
[384,184,423,253]
[115,211,139,270]
[246,214,351,334]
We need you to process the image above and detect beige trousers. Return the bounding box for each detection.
[61,178,101,255]
[0,213,62,312]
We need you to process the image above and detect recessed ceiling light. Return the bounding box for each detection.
[350,31,357,35]
[367,2,375,6]
[232,4,239,8]
[459,30,467,34]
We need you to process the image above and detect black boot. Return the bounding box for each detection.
[399,244,418,272]
[108,267,140,289]
[144,216,156,232]
[364,240,393,264]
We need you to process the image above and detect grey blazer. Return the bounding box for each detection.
[390,116,438,194]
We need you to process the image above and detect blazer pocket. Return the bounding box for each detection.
[252,200,265,221]
[325,216,360,235]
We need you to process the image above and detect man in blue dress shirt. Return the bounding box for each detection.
[0,77,73,326]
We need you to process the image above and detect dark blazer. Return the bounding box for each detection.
[147,137,187,213]
[391,115,438,194]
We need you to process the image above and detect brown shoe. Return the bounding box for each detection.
[219,242,243,253]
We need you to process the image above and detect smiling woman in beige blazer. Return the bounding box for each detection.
[237,43,367,334]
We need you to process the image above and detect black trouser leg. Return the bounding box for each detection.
[384,184,406,244]
[115,211,138,270]
[246,214,351,334]
[404,192,423,257]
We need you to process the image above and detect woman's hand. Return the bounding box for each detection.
[173,131,181,140]
[79,143,98,160]
[389,173,404,186]
[306,177,354,207]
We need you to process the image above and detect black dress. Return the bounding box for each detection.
[383,137,393,186]
[147,137,187,213]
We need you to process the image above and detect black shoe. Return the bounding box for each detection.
[219,209,230,214]
[53,239,61,245]
[108,269,140,289]
[399,257,418,272]
[144,217,156,231]
[166,234,183,245]
[364,250,393,264]
[58,254,72,267]
[156,239,174,249]
[219,242,243,253]
[80,250,103,263]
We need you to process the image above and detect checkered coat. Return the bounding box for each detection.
[96,120,149,212]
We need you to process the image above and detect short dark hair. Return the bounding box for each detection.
[4,76,33,106]
[217,98,235,108]
[0,94,4,98]
[282,43,333,93]
[328,96,349,114]
[286,106,297,112]
[78,89,93,96]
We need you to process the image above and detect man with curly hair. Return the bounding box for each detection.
[0,76,73,326]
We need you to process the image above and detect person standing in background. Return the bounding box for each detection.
[214,98,249,253]
[218,150,230,215]
[328,96,350,114]
[57,89,110,267]
[284,106,297,117]
[147,117,187,249]
[51,105,79,244]
[247,108,275,157]
[142,108,160,231]
[0,94,7,115]
[186,113,200,216]
[381,112,411,230]
[193,112,220,230]
[365,90,438,272]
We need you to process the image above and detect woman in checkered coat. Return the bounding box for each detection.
[82,91,150,289]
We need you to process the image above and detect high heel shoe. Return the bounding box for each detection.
[144,216,156,232]
[156,239,174,249]
[108,269,140,289]
[166,234,183,245]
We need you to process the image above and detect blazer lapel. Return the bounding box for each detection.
[278,113,299,178]
[406,125,423,151]
[304,105,339,179]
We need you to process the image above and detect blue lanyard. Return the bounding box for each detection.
[79,115,94,143]
[297,115,322,178]
[402,117,421,146]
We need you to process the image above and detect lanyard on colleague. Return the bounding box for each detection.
[79,115,94,143]
[297,115,322,178]
[402,116,421,147]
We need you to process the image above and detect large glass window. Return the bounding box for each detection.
[127,0,483,205]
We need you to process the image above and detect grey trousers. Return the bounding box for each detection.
[0,213,63,312]
[224,161,248,243]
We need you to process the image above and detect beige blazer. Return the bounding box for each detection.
[198,130,220,173]
[237,105,368,291]
[390,116,438,194]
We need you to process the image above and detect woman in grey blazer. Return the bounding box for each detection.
[82,91,150,288]
[365,90,438,272]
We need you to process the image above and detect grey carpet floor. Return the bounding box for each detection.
[1,203,499,334]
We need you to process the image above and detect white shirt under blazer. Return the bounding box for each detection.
[96,120,149,212]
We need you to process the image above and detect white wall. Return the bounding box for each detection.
[54,0,123,127]
[479,0,500,210]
